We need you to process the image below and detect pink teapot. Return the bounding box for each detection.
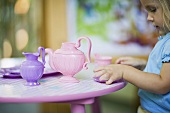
[45,37,92,83]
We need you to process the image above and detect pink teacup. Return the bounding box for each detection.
[94,54,112,83]
[94,54,112,67]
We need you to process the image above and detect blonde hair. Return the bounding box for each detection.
[158,0,170,31]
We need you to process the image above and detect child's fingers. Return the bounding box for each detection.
[94,69,106,77]
[93,66,105,72]
[115,57,128,64]
[106,75,117,85]
[120,60,133,65]
[115,58,123,64]
[99,73,110,81]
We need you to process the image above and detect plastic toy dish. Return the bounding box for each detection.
[3,73,21,78]
[0,66,59,78]
[0,66,21,78]
[93,76,107,83]
[93,76,123,84]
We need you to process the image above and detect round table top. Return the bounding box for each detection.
[0,64,126,103]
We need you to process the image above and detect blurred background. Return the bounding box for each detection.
[0,0,158,113]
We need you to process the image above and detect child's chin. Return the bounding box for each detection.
[158,30,167,36]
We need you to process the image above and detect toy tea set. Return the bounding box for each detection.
[20,37,92,86]
[11,37,113,86]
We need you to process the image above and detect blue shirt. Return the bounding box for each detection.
[138,33,170,113]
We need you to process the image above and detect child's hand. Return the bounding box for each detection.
[115,57,147,70]
[93,64,124,85]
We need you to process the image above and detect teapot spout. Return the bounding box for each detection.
[45,48,56,70]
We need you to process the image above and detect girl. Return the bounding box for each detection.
[94,0,170,112]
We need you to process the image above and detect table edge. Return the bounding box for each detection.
[0,82,127,103]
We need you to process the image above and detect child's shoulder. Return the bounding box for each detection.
[164,32,170,39]
[162,33,170,45]
[162,35,170,54]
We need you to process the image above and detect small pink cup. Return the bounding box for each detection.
[94,54,112,83]
[94,54,112,67]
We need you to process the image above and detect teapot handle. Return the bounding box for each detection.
[38,46,46,65]
[75,37,92,69]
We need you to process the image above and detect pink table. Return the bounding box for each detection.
[0,64,126,113]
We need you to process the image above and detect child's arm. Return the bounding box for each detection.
[93,63,170,94]
[115,57,147,70]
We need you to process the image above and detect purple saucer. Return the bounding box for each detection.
[93,76,107,83]
[0,66,21,78]
[3,73,21,78]
[93,76,123,84]
[0,66,60,78]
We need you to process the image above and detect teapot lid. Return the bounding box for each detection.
[54,42,84,55]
